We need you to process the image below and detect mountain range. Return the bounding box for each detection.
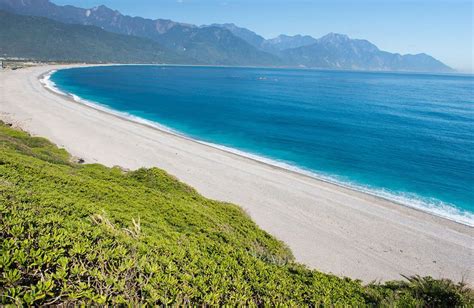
[0,0,453,72]
[0,10,191,63]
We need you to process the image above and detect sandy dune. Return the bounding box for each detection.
[0,65,472,283]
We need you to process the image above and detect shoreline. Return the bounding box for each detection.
[1,64,473,284]
[33,61,471,77]
[42,66,473,227]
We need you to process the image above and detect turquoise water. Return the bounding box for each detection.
[49,66,474,225]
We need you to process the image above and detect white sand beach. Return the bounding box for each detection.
[0,65,472,284]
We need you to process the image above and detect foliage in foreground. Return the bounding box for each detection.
[0,121,472,306]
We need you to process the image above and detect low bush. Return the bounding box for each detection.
[0,122,472,306]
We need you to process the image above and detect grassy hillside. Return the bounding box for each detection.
[0,10,191,64]
[0,121,471,306]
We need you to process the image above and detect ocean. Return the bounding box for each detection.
[48,65,474,225]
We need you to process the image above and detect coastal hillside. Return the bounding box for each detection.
[0,121,472,305]
[0,10,190,64]
[0,0,453,72]
[0,0,278,66]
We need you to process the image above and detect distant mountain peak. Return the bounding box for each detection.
[262,34,318,52]
[208,22,266,49]
[218,23,238,28]
[90,4,120,15]
[319,33,350,42]
[273,34,313,42]
[278,34,312,39]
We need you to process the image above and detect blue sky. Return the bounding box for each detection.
[53,0,473,72]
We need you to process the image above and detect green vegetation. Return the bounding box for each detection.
[0,10,191,64]
[0,121,472,306]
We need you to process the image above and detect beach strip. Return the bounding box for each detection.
[0,65,472,283]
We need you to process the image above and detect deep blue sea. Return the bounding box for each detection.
[49,66,474,225]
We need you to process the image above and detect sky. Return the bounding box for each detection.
[53,0,473,72]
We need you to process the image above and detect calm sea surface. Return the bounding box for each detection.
[50,66,474,225]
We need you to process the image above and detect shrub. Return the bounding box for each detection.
[0,121,472,306]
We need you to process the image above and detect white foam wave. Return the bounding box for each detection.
[40,70,65,95]
[43,69,474,227]
[197,143,474,226]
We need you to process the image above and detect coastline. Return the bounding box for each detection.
[42,67,474,227]
[1,64,472,284]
